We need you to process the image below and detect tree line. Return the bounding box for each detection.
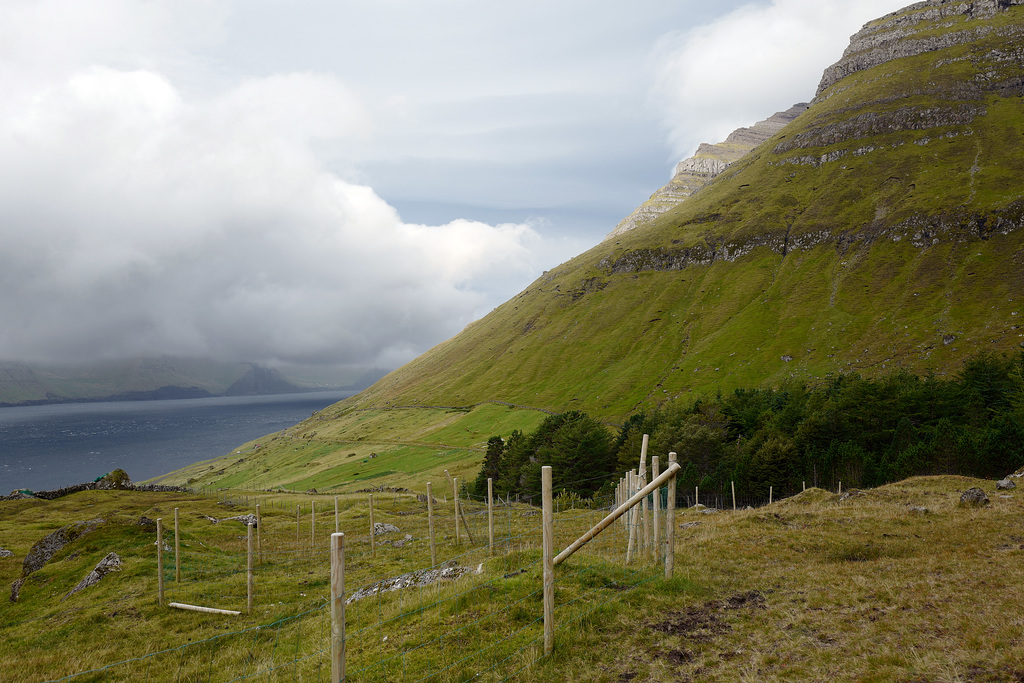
[472,352,1024,502]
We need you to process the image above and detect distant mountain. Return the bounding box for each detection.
[340,0,1024,422]
[0,358,374,406]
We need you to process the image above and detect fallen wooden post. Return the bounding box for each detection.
[554,462,681,567]
[169,602,241,616]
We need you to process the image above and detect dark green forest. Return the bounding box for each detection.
[473,352,1024,502]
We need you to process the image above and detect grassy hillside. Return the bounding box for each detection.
[152,2,1024,493]
[2,476,1023,681]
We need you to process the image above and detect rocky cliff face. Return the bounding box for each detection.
[816,0,1024,97]
[606,104,808,240]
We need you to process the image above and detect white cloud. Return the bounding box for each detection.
[652,0,910,159]
[0,58,550,369]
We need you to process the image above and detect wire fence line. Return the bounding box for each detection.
[32,454,814,682]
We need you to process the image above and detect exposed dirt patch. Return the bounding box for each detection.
[650,590,766,642]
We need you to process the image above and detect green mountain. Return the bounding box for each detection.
[154,0,1024,491]
[352,0,1024,417]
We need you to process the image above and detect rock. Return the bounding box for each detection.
[22,519,104,577]
[0,548,13,558]
[997,479,1017,490]
[64,552,122,600]
[95,469,132,490]
[1010,466,1024,478]
[225,514,258,527]
[10,578,25,602]
[959,487,990,507]
[702,508,719,515]
[693,503,707,511]
[908,506,930,514]
[781,355,794,362]
[137,516,157,532]
[346,562,480,604]
[680,521,701,530]
[839,489,864,502]
[373,522,400,536]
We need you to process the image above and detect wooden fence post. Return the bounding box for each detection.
[769,486,773,506]
[541,465,554,656]
[427,482,437,566]
[488,477,494,555]
[453,477,460,546]
[157,518,164,607]
[256,504,262,565]
[625,471,637,563]
[247,523,254,613]
[695,486,699,508]
[369,494,375,557]
[731,481,736,511]
[666,453,677,579]
[639,434,650,556]
[651,456,660,560]
[330,533,346,683]
[839,481,842,496]
[174,508,181,583]
[296,504,300,548]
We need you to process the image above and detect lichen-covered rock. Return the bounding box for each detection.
[64,553,122,600]
[373,522,400,536]
[22,519,104,576]
[959,487,990,507]
[997,478,1017,490]
[0,548,13,558]
[225,514,258,527]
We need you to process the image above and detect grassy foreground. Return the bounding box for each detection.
[1,474,1022,681]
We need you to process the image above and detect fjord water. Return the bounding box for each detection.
[0,391,354,492]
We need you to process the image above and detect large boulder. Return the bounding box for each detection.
[997,479,1017,491]
[959,488,990,507]
[22,519,104,576]
[64,553,122,600]
[95,469,132,490]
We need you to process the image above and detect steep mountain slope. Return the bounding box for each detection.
[607,104,809,239]
[155,0,1024,491]
[346,0,1024,422]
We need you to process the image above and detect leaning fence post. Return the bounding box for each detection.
[174,508,181,583]
[330,533,346,683]
[247,522,254,613]
[732,481,736,511]
[369,494,376,557]
[157,518,164,607]
[427,482,437,566]
[488,477,495,555]
[651,456,660,560]
[541,465,554,656]
[666,453,677,579]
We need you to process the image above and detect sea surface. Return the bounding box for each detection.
[0,391,355,493]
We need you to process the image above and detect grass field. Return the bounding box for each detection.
[2,474,1021,681]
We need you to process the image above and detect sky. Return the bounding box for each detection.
[0,0,910,378]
